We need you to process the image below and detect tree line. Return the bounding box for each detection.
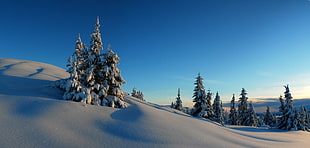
[171,73,310,131]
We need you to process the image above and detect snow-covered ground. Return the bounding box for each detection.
[0,58,310,148]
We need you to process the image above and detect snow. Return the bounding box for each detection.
[1,58,310,147]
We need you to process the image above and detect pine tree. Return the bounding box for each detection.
[297,106,309,131]
[229,94,238,125]
[192,73,208,117]
[212,92,224,125]
[131,88,138,97]
[62,34,85,101]
[171,102,175,108]
[257,114,265,127]
[174,88,184,111]
[245,102,258,127]
[264,106,274,127]
[90,17,103,57]
[79,17,106,105]
[303,106,310,131]
[137,91,145,101]
[279,95,285,113]
[101,46,126,108]
[272,113,278,127]
[278,85,296,130]
[237,88,248,125]
[205,89,214,119]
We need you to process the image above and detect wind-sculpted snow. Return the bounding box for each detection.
[0,58,310,148]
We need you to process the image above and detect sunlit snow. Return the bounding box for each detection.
[0,58,309,148]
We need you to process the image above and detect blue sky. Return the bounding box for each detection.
[1,0,310,106]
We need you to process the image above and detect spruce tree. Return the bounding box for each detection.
[303,106,310,131]
[79,17,106,105]
[212,92,224,125]
[171,102,175,108]
[101,46,126,108]
[279,95,285,113]
[245,102,258,127]
[174,88,184,111]
[257,114,265,127]
[131,88,138,97]
[192,73,208,117]
[205,89,214,119]
[297,106,309,131]
[264,106,274,127]
[292,108,302,131]
[137,91,145,101]
[237,88,248,125]
[278,85,295,130]
[229,94,238,125]
[63,34,85,101]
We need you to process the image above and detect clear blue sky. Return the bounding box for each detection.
[1,0,310,106]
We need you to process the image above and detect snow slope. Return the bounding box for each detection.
[0,58,310,148]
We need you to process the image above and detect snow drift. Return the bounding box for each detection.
[0,58,310,148]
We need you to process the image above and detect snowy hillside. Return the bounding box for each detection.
[0,58,310,148]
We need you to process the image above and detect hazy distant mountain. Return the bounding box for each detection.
[223,98,310,113]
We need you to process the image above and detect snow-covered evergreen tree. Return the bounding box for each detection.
[59,17,126,108]
[279,95,285,113]
[297,106,309,131]
[131,88,138,97]
[278,85,296,130]
[257,114,265,127]
[171,102,175,108]
[192,73,208,117]
[245,102,258,127]
[292,107,302,131]
[272,113,278,127]
[237,88,248,125]
[174,88,184,111]
[303,106,310,131]
[136,91,145,101]
[205,89,214,119]
[131,88,145,101]
[264,106,275,127]
[78,17,106,105]
[229,94,238,125]
[304,106,310,131]
[62,34,86,101]
[101,46,126,108]
[212,92,224,125]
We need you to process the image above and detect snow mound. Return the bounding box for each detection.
[0,58,309,148]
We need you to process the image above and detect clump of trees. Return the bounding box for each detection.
[191,73,224,125]
[277,85,310,131]
[56,18,126,108]
[187,73,310,131]
[190,73,259,126]
[131,88,145,101]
